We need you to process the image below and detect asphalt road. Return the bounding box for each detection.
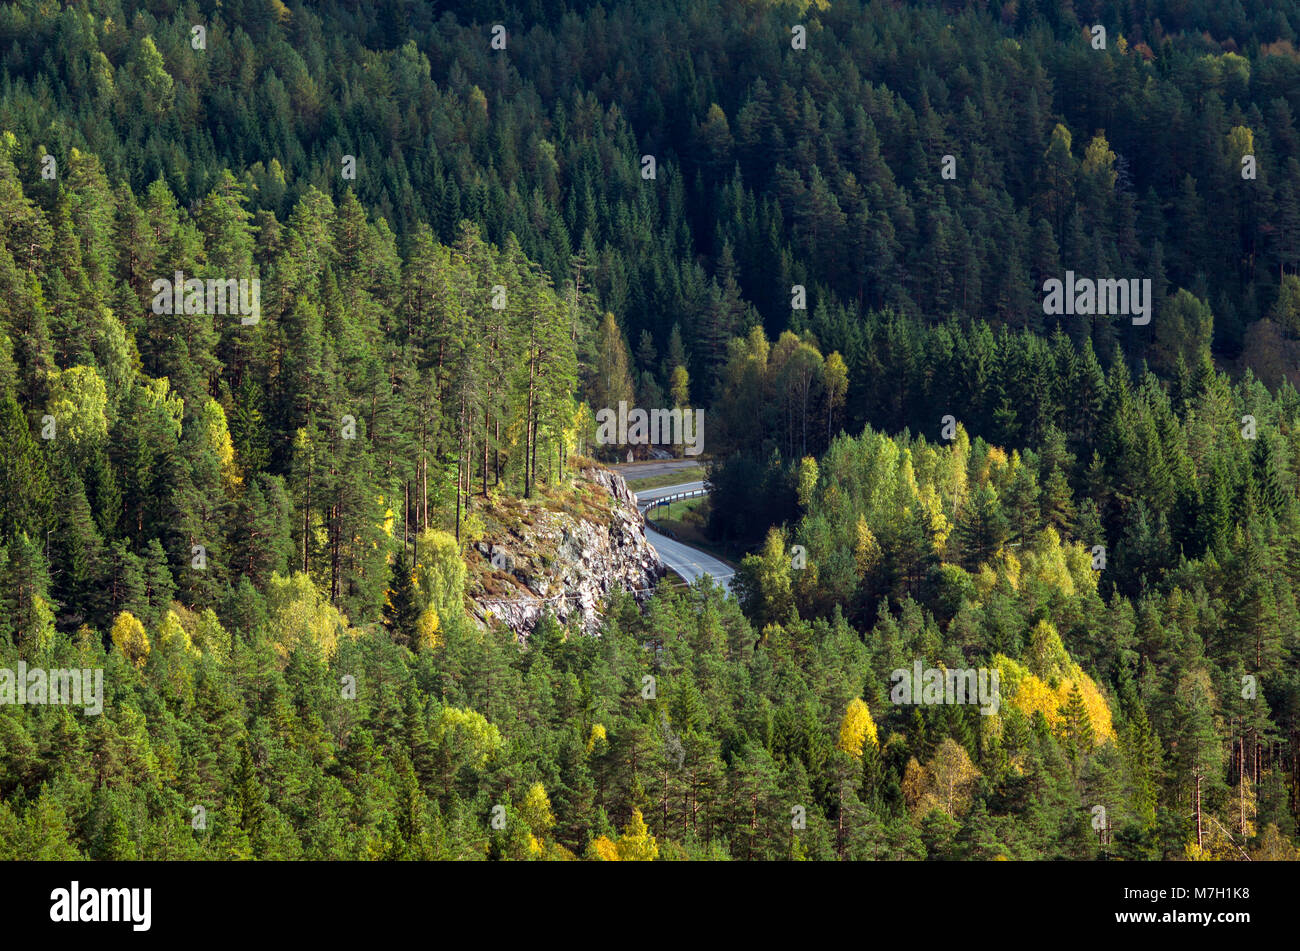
[611,459,703,482]
[634,481,706,508]
[633,481,734,592]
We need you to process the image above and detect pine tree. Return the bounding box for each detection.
[382,547,421,649]
[0,395,54,540]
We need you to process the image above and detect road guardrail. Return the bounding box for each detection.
[640,486,709,515]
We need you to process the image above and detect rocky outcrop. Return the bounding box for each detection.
[466,467,664,639]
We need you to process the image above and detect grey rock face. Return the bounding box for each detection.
[468,467,664,639]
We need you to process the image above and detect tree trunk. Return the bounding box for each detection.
[302,464,311,573]
[455,393,464,543]
[419,414,428,532]
[1195,771,1203,852]
[525,340,537,498]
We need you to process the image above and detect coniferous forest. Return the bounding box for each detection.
[1,0,1300,871]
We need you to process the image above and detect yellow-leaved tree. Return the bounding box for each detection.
[110,611,150,668]
[853,516,883,578]
[734,527,793,627]
[431,706,502,794]
[520,782,556,837]
[47,365,108,454]
[152,609,198,702]
[836,697,878,757]
[616,809,659,860]
[520,781,557,857]
[155,610,197,655]
[797,456,819,507]
[993,620,1115,747]
[903,738,980,820]
[414,608,442,651]
[264,571,350,663]
[414,529,467,632]
[198,397,242,493]
[589,808,659,861]
[190,608,229,662]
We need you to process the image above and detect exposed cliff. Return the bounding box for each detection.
[465,466,664,639]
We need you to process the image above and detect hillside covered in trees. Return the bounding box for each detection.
[2,0,1300,861]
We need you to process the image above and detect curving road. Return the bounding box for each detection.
[643,524,735,592]
[626,476,734,593]
[634,481,706,506]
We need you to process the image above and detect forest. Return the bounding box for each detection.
[1,0,1300,861]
